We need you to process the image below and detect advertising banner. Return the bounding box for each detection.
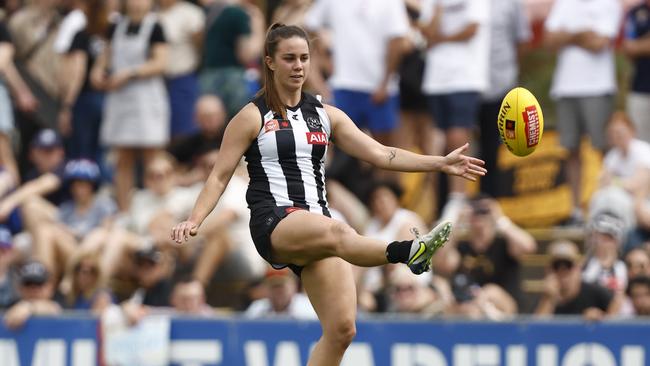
[0,316,648,366]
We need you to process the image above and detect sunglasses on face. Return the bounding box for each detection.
[21,280,46,288]
[551,259,575,272]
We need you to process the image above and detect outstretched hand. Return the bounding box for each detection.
[442,143,487,181]
[171,220,199,244]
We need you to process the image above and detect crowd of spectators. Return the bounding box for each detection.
[1,0,650,331]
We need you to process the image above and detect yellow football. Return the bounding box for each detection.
[497,87,544,157]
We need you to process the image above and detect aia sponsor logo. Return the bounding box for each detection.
[306,132,328,145]
[264,119,279,133]
[522,106,540,148]
[505,119,515,139]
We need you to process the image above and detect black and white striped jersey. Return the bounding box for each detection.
[244,93,331,216]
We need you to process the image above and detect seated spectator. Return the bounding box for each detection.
[127,246,174,307]
[385,265,451,317]
[58,159,116,239]
[436,193,536,309]
[23,159,114,278]
[619,248,650,316]
[626,248,650,278]
[3,260,61,329]
[358,179,428,312]
[582,212,628,293]
[60,250,113,314]
[170,277,213,316]
[189,149,266,291]
[451,283,518,321]
[167,95,226,186]
[0,226,20,309]
[244,268,316,320]
[0,129,67,228]
[626,276,650,316]
[535,240,621,320]
[126,152,194,239]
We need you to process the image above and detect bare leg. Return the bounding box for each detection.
[302,257,357,366]
[270,210,389,267]
[20,196,58,231]
[114,147,137,211]
[193,233,230,286]
[32,223,76,279]
[81,227,143,279]
[325,180,369,233]
[0,133,18,183]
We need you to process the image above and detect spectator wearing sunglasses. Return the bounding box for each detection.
[536,240,621,320]
[60,250,114,314]
[2,260,61,329]
[436,193,536,310]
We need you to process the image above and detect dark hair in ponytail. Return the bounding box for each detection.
[256,23,310,120]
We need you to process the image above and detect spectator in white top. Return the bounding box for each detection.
[53,0,87,55]
[600,112,650,190]
[189,149,267,288]
[244,267,317,319]
[543,0,622,225]
[170,277,213,316]
[590,112,650,234]
[359,179,430,312]
[91,0,170,212]
[304,0,409,145]
[478,0,531,197]
[3,261,62,329]
[158,0,205,139]
[420,0,490,223]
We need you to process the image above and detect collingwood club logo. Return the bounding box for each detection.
[306,117,321,130]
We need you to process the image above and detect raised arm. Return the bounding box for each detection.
[327,104,486,180]
[171,103,260,243]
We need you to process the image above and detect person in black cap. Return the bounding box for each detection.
[127,245,174,307]
[0,129,68,223]
[536,240,621,320]
[3,260,61,329]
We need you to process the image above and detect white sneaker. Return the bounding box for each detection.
[407,221,453,275]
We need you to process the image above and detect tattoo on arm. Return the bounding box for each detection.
[388,149,396,165]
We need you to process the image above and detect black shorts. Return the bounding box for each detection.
[249,205,331,276]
